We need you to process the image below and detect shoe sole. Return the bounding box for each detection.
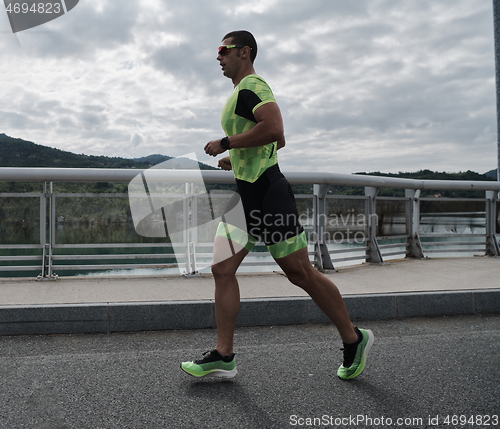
[180,365,238,378]
[357,329,374,377]
[339,329,375,380]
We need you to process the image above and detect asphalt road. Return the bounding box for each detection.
[0,314,499,429]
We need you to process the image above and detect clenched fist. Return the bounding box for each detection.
[218,156,232,171]
[204,139,225,157]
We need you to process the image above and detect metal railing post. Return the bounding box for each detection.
[183,182,191,274]
[38,182,58,280]
[485,190,500,257]
[405,189,425,258]
[39,182,48,278]
[313,184,335,271]
[48,182,57,279]
[365,186,384,264]
[183,182,200,276]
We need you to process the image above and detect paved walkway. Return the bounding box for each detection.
[1,315,499,429]
[0,257,499,336]
[2,257,499,304]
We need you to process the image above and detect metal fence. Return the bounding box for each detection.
[0,167,499,279]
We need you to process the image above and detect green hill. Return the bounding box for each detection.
[0,133,153,169]
[132,154,173,165]
[485,169,498,179]
[334,169,497,198]
[0,133,222,194]
[0,133,217,171]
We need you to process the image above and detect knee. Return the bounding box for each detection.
[211,261,236,279]
[285,265,312,288]
[284,262,324,291]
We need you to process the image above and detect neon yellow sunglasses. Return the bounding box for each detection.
[218,45,246,55]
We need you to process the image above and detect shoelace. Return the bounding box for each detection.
[194,350,219,364]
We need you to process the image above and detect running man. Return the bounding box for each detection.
[181,30,374,380]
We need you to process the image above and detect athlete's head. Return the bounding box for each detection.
[222,30,257,63]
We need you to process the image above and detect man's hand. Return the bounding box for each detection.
[204,139,225,157]
[218,156,232,171]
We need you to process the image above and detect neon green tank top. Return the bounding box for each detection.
[220,74,278,183]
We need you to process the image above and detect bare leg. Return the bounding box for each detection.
[211,235,248,356]
[275,247,358,344]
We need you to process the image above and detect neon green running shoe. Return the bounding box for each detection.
[181,350,237,378]
[337,328,374,380]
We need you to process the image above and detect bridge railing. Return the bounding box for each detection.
[0,167,499,279]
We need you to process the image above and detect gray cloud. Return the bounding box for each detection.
[0,0,497,174]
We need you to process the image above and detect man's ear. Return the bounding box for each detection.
[241,46,251,59]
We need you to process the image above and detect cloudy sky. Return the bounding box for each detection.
[0,0,498,175]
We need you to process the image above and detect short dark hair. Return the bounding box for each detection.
[223,30,257,63]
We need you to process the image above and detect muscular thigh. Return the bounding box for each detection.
[212,234,249,271]
[260,176,303,245]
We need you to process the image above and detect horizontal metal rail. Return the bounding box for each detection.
[0,167,499,190]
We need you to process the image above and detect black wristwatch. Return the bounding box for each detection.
[220,137,231,151]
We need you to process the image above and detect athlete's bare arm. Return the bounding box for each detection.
[204,102,284,157]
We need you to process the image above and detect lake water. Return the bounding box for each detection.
[78,214,492,277]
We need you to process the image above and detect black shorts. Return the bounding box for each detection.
[216,164,307,259]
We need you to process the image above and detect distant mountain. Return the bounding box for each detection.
[485,169,498,179]
[0,133,151,169]
[342,168,497,198]
[355,169,497,182]
[0,133,495,178]
[0,134,216,170]
[132,154,173,165]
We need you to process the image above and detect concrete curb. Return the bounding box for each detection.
[1,289,499,336]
